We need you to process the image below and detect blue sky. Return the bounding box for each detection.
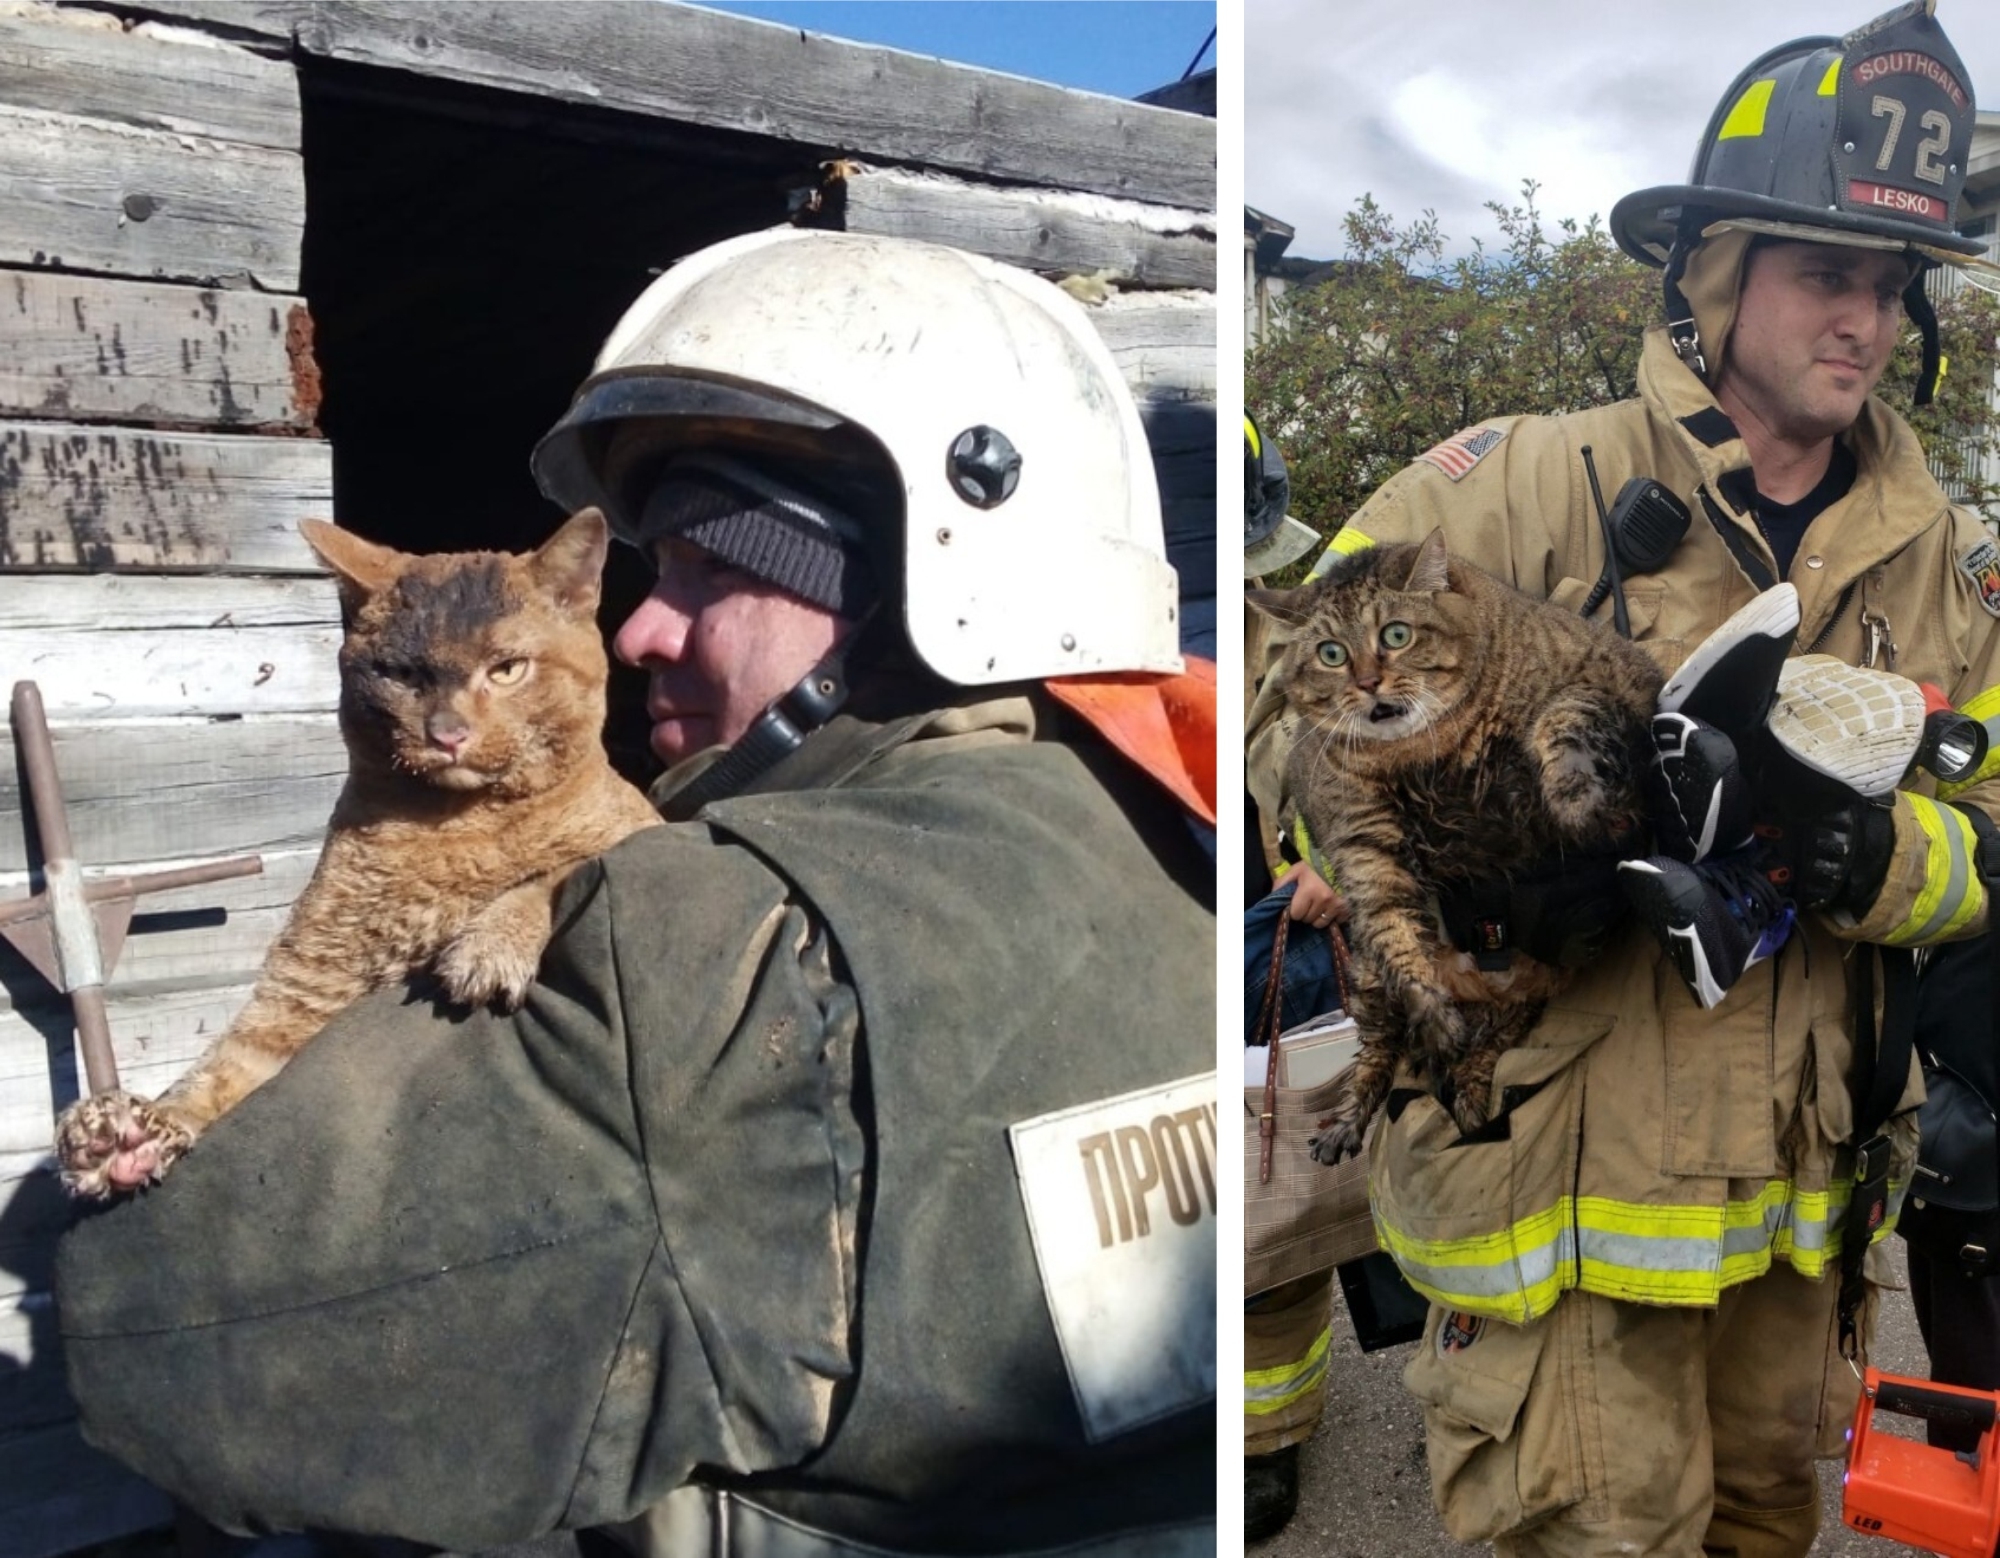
[688,2,1216,100]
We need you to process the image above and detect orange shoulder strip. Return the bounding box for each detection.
[1044,657,1217,826]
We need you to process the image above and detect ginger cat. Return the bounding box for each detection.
[54,508,661,1198]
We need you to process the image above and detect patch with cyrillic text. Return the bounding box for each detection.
[1958,538,2000,618]
[1010,1074,1217,1442]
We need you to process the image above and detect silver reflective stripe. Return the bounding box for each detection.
[616,1487,1215,1558]
[1383,1223,1575,1303]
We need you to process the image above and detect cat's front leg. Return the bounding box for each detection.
[435,874,562,1012]
[1309,1027,1398,1165]
[1529,695,1640,840]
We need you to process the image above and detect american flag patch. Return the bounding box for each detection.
[1418,426,1507,481]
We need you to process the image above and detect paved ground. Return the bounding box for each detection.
[1252,1241,1946,1558]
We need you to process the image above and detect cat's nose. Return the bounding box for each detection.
[1355,674,1382,693]
[426,717,472,757]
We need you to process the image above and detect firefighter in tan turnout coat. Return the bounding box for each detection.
[1248,3,2000,1552]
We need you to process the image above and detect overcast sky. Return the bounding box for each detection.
[1247,0,2000,263]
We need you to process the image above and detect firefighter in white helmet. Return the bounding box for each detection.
[58,230,1219,1558]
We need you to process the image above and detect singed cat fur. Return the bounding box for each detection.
[54,509,662,1198]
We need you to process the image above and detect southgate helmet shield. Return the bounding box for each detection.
[1611,0,1986,269]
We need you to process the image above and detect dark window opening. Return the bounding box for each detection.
[296,58,829,778]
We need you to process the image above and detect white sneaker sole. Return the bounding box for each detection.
[1658,585,1801,715]
[1768,655,1926,797]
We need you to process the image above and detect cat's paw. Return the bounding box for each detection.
[1309,1116,1365,1165]
[1403,986,1469,1061]
[435,927,541,1012]
[1447,1081,1493,1137]
[1540,747,1612,834]
[53,1091,193,1199]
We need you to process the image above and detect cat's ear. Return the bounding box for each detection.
[1245,587,1312,629]
[301,519,403,612]
[1403,529,1452,593]
[529,508,610,616]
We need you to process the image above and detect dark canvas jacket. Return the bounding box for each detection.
[56,694,1217,1552]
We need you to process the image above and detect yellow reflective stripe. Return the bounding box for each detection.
[1817,57,1842,96]
[1243,1325,1330,1413]
[1288,816,1335,884]
[1303,526,1375,582]
[1884,796,1983,946]
[1718,78,1776,139]
[1937,684,2000,800]
[1244,415,1261,460]
[1372,1175,1907,1324]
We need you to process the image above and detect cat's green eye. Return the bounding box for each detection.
[1315,641,1348,668]
[1380,622,1414,651]
[488,658,530,687]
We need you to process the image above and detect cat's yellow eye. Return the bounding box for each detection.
[1315,641,1348,668]
[488,658,530,687]
[1380,622,1414,651]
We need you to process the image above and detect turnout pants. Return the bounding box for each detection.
[1405,1265,1863,1557]
[1244,1272,1334,1457]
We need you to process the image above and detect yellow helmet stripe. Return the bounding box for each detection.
[1718,78,1776,140]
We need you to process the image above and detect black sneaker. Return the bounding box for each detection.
[1245,1444,1300,1542]
[1646,712,1755,863]
[1658,585,1800,740]
[1619,849,1795,1009]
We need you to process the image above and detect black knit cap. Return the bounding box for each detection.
[638,453,878,619]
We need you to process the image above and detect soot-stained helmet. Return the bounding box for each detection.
[1609,0,1993,403]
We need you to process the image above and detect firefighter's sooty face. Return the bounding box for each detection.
[614,537,849,767]
[1713,241,1910,447]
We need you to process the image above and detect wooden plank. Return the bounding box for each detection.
[86,0,1215,209]
[0,270,317,430]
[0,103,302,289]
[0,574,341,718]
[833,165,1216,291]
[0,1419,172,1558]
[0,712,344,872]
[0,981,263,1157]
[1088,291,1216,403]
[0,421,331,572]
[0,846,320,1014]
[0,5,300,150]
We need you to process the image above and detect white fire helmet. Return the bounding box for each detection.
[533,227,1183,685]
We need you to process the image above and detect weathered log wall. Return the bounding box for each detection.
[0,7,329,1552]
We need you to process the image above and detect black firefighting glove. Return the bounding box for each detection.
[1754,797,1897,914]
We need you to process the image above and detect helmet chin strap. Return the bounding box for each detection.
[1902,264,1943,408]
[1662,242,1708,381]
[663,606,876,819]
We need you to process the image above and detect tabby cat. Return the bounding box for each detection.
[1249,529,1662,1160]
[54,508,662,1198]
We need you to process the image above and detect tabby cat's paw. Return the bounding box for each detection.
[1448,1083,1493,1137]
[435,928,540,1012]
[53,1091,193,1200]
[1309,1117,1365,1165]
